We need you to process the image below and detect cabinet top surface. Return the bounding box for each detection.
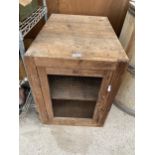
[25,14,128,62]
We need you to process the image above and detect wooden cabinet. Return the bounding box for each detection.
[24,14,128,126]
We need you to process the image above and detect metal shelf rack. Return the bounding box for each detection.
[19,0,48,118]
[19,6,47,38]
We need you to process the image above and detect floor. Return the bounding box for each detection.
[19,104,135,155]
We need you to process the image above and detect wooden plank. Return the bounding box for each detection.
[37,67,54,120]
[36,24,114,38]
[46,67,104,77]
[51,117,98,126]
[24,56,49,123]
[26,14,128,63]
[47,14,111,25]
[34,58,117,71]
[48,76,102,101]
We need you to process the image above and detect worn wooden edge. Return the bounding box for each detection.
[37,67,54,120]
[24,56,49,123]
[93,71,113,123]
[33,57,118,71]
[97,62,128,125]
[46,67,106,77]
[47,117,100,127]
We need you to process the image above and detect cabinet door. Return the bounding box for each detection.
[93,71,113,125]
[37,66,113,126]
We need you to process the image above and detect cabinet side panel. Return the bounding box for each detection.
[24,56,49,123]
[97,62,128,125]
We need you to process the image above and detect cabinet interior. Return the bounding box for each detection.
[48,75,102,118]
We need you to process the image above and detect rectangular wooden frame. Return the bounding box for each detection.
[40,67,112,126]
[24,56,127,126]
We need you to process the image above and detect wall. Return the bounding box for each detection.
[26,0,129,41]
[46,0,129,36]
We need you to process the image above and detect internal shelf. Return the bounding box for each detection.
[53,99,96,118]
[48,75,102,101]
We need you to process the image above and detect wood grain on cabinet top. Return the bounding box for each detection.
[25,14,128,63]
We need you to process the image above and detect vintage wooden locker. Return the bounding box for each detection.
[24,14,128,126]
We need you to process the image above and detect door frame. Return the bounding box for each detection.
[37,66,113,126]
